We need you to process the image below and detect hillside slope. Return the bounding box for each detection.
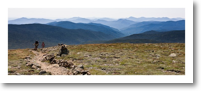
[106,30,185,43]
[48,21,124,38]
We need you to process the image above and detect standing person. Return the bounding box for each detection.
[42,42,45,49]
[34,41,39,50]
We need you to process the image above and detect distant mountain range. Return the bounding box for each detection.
[8,24,122,49]
[47,21,124,38]
[8,17,54,24]
[8,17,184,30]
[92,19,137,30]
[8,17,185,49]
[105,30,185,43]
[53,17,184,30]
[65,17,92,23]
[121,20,185,35]
[125,17,184,22]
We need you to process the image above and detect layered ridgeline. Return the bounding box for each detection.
[8,17,54,24]
[47,21,124,38]
[8,17,184,32]
[105,30,185,43]
[8,24,123,49]
[92,19,137,30]
[121,20,185,35]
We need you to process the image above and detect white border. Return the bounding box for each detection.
[1,0,193,83]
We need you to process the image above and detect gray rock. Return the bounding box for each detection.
[73,71,79,75]
[45,54,55,61]
[81,71,90,75]
[78,65,84,69]
[16,73,20,75]
[87,72,91,75]
[37,68,41,71]
[74,67,83,73]
[39,71,46,75]
[34,63,41,68]
[58,60,74,68]
[31,65,37,69]
[169,53,177,57]
[26,62,33,67]
[172,60,177,63]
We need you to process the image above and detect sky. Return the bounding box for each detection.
[8,8,185,20]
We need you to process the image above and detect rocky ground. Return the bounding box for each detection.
[8,43,185,75]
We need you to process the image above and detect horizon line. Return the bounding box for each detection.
[8,16,185,20]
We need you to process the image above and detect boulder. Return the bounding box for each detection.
[45,54,55,61]
[57,45,69,56]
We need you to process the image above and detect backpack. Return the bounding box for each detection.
[35,41,39,44]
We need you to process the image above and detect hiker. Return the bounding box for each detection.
[34,41,39,50]
[42,42,45,48]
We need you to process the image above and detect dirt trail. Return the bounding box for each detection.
[30,50,69,75]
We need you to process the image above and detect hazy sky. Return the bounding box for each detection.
[8,8,185,19]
